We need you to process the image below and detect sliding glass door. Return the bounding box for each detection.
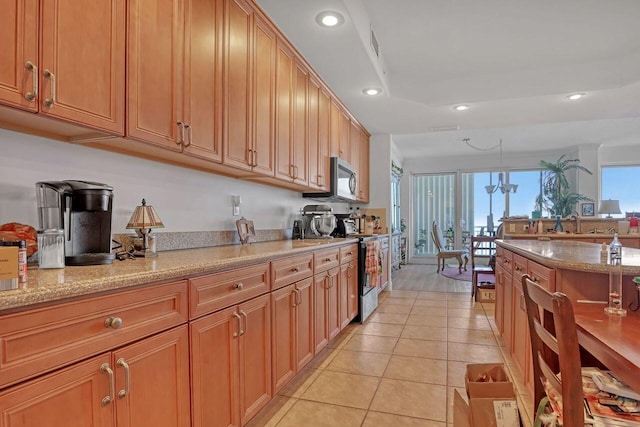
[413,174,455,257]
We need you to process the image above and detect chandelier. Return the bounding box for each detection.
[464,138,518,194]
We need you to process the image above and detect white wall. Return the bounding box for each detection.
[0,129,315,233]
[367,133,392,228]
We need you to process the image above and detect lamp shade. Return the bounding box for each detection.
[597,199,621,217]
[126,199,164,229]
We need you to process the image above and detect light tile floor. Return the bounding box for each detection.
[247,265,534,426]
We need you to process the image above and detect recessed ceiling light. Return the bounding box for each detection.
[315,11,344,28]
[453,105,470,111]
[363,88,382,96]
[567,93,586,100]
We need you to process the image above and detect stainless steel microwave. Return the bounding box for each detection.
[303,157,356,202]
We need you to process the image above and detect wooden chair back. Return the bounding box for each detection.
[431,221,445,252]
[521,275,584,426]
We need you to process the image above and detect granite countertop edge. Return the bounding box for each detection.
[1,238,358,313]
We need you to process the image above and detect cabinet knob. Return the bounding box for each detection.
[104,317,123,329]
[234,282,244,290]
[325,257,332,262]
[292,267,299,272]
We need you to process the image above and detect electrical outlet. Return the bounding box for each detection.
[233,206,240,216]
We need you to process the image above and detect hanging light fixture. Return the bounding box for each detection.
[464,138,518,194]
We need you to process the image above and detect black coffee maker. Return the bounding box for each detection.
[36,180,115,265]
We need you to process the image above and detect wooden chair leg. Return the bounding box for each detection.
[456,255,463,273]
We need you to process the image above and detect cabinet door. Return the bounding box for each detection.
[329,99,340,158]
[327,267,341,341]
[0,0,38,111]
[503,271,514,351]
[251,13,276,176]
[190,305,239,427]
[346,262,359,321]
[183,0,223,162]
[380,246,389,288]
[313,274,329,354]
[308,77,320,189]
[271,284,296,394]
[317,87,331,191]
[222,0,252,171]
[338,109,350,163]
[127,0,183,146]
[511,276,529,386]
[238,294,271,425]
[359,131,370,202]
[295,277,314,370]
[275,39,294,181]
[40,0,125,133]
[338,264,350,329]
[0,353,113,427]
[495,268,505,334]
[114,326,191,427]
[292,59,308,185]
[349,121,360,195]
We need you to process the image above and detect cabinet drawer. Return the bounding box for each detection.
[527,261,555,292]
[0,280,188,389]
[271,253,314,290]
[190,263,270,318]
[339,244,358,265]
[496,246,513,275]
[512,253,528,282]
[314,248,340,273]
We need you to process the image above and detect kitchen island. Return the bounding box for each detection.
[0,238,361,427]
[495,239,640,396]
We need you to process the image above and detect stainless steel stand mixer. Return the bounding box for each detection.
[301,205,336,239]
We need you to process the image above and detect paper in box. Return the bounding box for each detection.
[454,390,522,427]
[465,363,515,399]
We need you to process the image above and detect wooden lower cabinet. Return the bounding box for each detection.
[339,262,358,328]
[190,293,271,427]
[271,277,314,394]
[313,267,340,353]
[0,326,190,427]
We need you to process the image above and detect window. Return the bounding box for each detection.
[602,166,640,215]
[508,169,545,216]
[461,171,506,236]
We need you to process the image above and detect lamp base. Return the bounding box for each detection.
[132,234,157,257]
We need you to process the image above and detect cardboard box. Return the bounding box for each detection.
[0,246,19,291]
[477,288,496,303]
[454,390,521,427]
[465,363,515,399]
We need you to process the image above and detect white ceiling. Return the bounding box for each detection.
[254,0,640,159]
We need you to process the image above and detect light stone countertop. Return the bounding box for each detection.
[497,239,640,275]
[504,233,639,239]
[1,238,358,313]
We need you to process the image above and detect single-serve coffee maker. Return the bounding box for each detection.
[36,181,115,265]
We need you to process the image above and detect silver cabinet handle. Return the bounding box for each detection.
[252,149,257,167]
[247,149,254,166]
[240,310,248,336]
[292,289,298,307]
[100,363,115,406]
[24,61,37,102]
[43,69,55,108]
[105,317,123,329]
[232,312,242,338]
[183,124,192,148]
[296,288,302,305]
[116,358,130,399]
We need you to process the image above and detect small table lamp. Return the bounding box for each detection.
[126,199,164,257]
[598,199,621,218]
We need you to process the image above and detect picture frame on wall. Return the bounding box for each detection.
[581,202,595,217]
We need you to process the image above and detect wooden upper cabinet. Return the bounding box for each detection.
[251,12,276,175]
[275,38,294,181]
[329,99,340,158]
[307,77,320,189]
[359,129,370,203]
[317,87,331,191]
[223,0,275,175]
[127,0,184,147]
[292,59,309,186]
[339,109,351,163]
[350,121,360,195]
[0,0,125,133]
[0,0,38,112]
[183,0,224,162]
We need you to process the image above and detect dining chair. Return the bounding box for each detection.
[522,274,584,426]
[431,221,468,273]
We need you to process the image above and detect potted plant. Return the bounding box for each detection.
[539,155,593,217]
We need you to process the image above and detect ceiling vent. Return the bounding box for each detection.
[429,125,461,132]
[370,25,379,57]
